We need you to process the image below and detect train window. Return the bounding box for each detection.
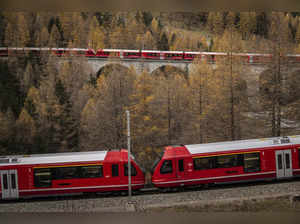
[244,152,261,173]
[124,163,137,176]
[55,166,80,179]
[11,174,16,189]
[193,157,216,170]
[285,154,291,169]
[216,154,243,169]
[178,159,184,172]
[34,168,52,188]
[80,165,103,178]
[298,149,300,167]
[278,154,283,169]
[160,160,173,174]
[3,174,8,189]
[112,164,119,177]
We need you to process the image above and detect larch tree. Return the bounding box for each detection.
[239,12,257,40]
[35,27,49,47]
[55,58,91,150]
[16,13,30,47]
[0,109,15,153]
[87,16,105,50]
[261,12,293,137]
[213,28,248,140]
[225,12,236,30]
[150,69,190,145]
[213,12,224,35]
[15,108,36,153]
[138,30,155,49]
[79,98,100,150]
[91,64,137,149]
[130,70,157,167]
[189,60,213,143]
[21,62,34,94]
[48,24,61,47]
[71,14,88,48]
[295,22,300,45]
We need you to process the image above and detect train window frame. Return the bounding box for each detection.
[53,166,80,180]
[34,168,52,188]
[193,154,244,171]
[124,163,137,176]
[193,157,216,170]
[160,160,173,174]
[216,154,243,169]
[298,149,300,167]
[11,174,16,189]
[244,152,261,173]
[80,165,103,179]
[178,159,184,172]
[112,164,119,177]
[3,174,8,189]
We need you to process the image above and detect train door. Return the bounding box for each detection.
[275,150,293,179]
[0,170,19,199]
[176,159,185,180]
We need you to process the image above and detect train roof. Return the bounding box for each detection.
[163,51,183,54]
[184,51,201,54]
[185,135,300,155]
[0,150,108,166]
[142,50,161,53]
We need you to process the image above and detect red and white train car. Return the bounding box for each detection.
[162,51,184,60]
[0,149,145,200]
[152,136,300,189]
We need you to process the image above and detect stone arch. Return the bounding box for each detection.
[96,63,131,78]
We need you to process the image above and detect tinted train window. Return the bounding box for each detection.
[244,153,261,173]
[112,164,119,177]
[299,149,300,167]
[277,154,283,169]
[11,174,16,189]
[124,163,137,176]
[3,174,8,189]
[160,160,173,174]
[216,154,243,169]
[193,157,216,170]
[55,166,80,179]
[80,165,103,178]
[34,168,52,188]
[178,159,184,172]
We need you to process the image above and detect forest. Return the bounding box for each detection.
[1,12,300,170]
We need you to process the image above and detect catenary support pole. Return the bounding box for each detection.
[126,110,132,198]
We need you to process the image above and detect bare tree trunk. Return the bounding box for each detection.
[229,27,235,140]
[167,81,171,144]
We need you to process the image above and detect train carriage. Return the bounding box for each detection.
[123,50,141,59]
[142,50,162,60]
[96,49,121,58]
[183,51,201,61]
[0,48,8,57]
[162,51,184,60]
[0,149,145,200]
[152,136,300,189]
[286,54,300,63]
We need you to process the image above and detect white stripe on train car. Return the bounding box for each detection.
[17,183,145,193]
[153,171,276,185]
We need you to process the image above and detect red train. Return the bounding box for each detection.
[0,149,145,200]
[152,136,300,189]
[1,47,299,64]
[1,136,300,200]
